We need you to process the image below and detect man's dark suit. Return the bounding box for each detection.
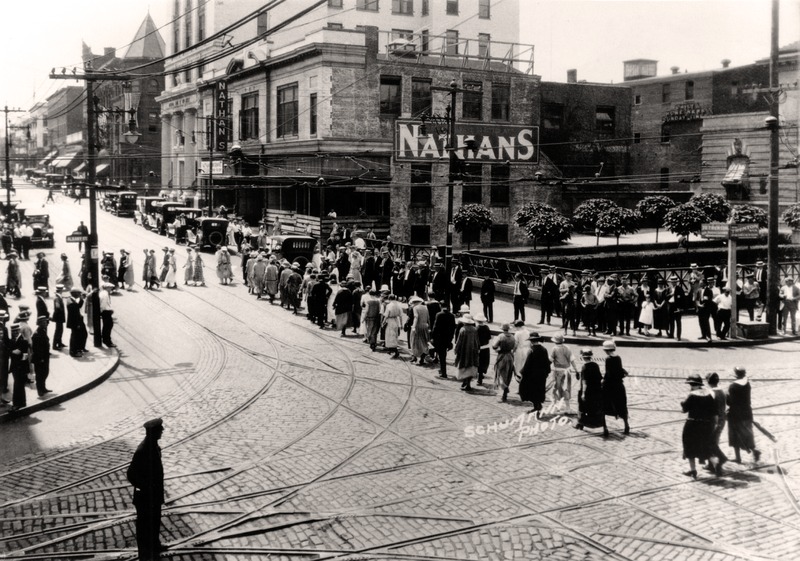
[431,309,456,376]
[66,296,87,356]
[512,279,529,322]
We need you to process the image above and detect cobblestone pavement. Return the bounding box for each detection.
[1,185,799,560]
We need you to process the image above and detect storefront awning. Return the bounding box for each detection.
[51,149,83,170]
[722,161,747,185]
[37,149,58,167]
[96,163,110,175]
[73,162,87,173]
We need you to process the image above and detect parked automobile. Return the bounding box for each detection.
[114,191,137,217]
[99,193,119,213]
[134,196,165,228]
[151,201,184,235]
[194,217,229,250]
[167,207,205,244]
[17,208,54,248]
[265,235,316,268]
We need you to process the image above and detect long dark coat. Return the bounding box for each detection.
[602,354,628,419]
[518,344,550,404]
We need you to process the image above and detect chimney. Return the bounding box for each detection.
[104,47,116,58]
[721,58,731,68]
[670,66,680,75]
[567,69,577,83]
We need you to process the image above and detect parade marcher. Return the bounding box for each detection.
[513,319,530,374]
[409,296,430,363]
[6,252,21,298]
[475,313,491,386]
[164,249,177,289]
[183,248,194,286]
[666,275,686,340]
[326,277,340,324]
[310,273,332,329]
[142,250,157,290]
[549,333,577,413]
[9,323,29,411]
[705,372,729,472]
[333,278,353,334]
[251,254,266,298]
[431,302,456,377]
[511,273,529,322]
[480,276,495,323]
[31,315,51,397]
[99,282,116,347]
[287,264,303,314]
[67,288,88,357]
[350,280,364,335]
[215,246,233,285]
[101,251,118,287]
[681,374,720,479]
[539,266,559,325]
[33,252,49,290]
[362,289,381,350]
[429,264,448,303]
[52,284,65,350]
[192,248,205,287]
[492,323,516,402]
[453,314,479,391]
[127,418,166,561]
[727,367,761,464]
[279,260,293,309]
[574,348,606,432]
[601,340,630,436]
[382,294,404,359]
[414,261,429,299]
[349,247,363,284]
[517,331,550,413]
[362,249,376,292]
[264,258,279,303]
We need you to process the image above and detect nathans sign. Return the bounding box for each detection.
[395,121,539,164]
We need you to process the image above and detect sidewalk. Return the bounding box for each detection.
[467,292,797,348]
[0,343,120,423]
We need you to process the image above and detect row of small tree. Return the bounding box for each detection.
[452,193,800,255]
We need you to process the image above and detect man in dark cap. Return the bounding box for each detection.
[431,302,456,378]
[31,315,51,397]
[127,418,166,561]
[52,284,66,350]
[67,288,88,357]
[8,323,28,411]
[35,286,49,320]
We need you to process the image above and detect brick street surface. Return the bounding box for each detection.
[1,182,799,560]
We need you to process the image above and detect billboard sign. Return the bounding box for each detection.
[395,121,539,164]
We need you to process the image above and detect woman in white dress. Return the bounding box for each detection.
[165,248,177,288]
[327,278,340,325]
[513,319,531,373]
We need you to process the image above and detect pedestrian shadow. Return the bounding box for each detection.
[111,361,195,382]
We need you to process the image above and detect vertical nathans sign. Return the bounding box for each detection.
[395,120,539,164]
[215,82,229,152]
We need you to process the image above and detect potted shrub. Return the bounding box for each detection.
[782,203,800,244]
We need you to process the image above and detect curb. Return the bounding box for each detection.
[0,348,121,423]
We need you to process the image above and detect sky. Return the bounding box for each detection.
[0,0,798,118]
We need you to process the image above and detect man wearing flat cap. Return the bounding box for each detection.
[35,286,49,320]
[127,418,166,561]
[67,288,88,357]
[31,315,51,396]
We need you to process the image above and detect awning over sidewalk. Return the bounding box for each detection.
[37,149,58,167]
[51,148,83,170]
[95,163,110,175]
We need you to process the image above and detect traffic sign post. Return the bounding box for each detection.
[701,221,763,339]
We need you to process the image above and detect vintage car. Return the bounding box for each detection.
[167,207,205,244]
[194,217,229,250]
[134,196,165,228]
[265,235,316,268]
[18,209,55,248]
[99,192,119,213]
[151,201,184,235]
[114,191,137,217]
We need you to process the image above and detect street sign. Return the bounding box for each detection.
[701,222,730,239]
[65,234,89,243]
[730,223,760,240]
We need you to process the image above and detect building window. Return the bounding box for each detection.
[490,224,508,245]
[410,163,432,207]
[491,83,510,121]
[730,81,739,95]
[634,94,641,105]
[410,225,431,245]
[328,0,343,6]
[662,83,671,103]
[411,78,431,118]
[422,0,429,15]
[421,30,429,51]
[172,73,179,87]
[462,162,482,204]
[184,0,193,48]
[633,132,641,144]
[184,68,192,83]
[310,93,317,136]
[357,0,379,11]
[490,164,509,206]
[257,12,268,36]
[197,0,206,41]
[685,80,694,100]
[197,63,204,79]
[660,124,670,143]
[479,0,491,18]
[542,103,563,130]
[240,93,259,140]
[478,33,490,58]
[446,0,458,15]
[392,28,414,41]
[660,167,669,189]
[462,81,482,120]
[277,84,298,137]
[379,75,402,117]
[595,106,615,138]
[445,30,459,54]
[392,0,413,14]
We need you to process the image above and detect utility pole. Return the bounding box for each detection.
[51,64,133,347]
[767,0,781,335]
[3,106,25,212]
